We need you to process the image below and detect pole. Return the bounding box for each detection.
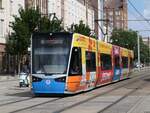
[148,37,150,66]
[85,0,88,26]
[105,8,109,42]
[113,8,116,29]
[137,34,140,71]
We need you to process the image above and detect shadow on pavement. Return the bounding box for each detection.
[5,91,32,97]
[5,91,75,98]
[144,78,150,82]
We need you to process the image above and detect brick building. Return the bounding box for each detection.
[104,0,128,30]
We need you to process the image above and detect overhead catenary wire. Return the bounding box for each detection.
[59,0,150,36]
[128,0,150,27]
[127,0,150,36]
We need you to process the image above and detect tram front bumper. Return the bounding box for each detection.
[32,79,66,94]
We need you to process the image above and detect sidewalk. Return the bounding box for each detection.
[0,74,18,81]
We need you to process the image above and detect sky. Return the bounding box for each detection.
[128,0,150,37]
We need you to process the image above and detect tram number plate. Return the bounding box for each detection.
[46,80,51,85]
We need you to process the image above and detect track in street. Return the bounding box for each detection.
[53,71,150,113]
[0,97,33,107]
[3,70,149,113]
[9,98,63,113]
[98,80,148,113]
[0,69,149,113]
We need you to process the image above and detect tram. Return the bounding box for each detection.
[31,32,134,94]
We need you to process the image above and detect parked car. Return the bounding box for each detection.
[135,64,144,68]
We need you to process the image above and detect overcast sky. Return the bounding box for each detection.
[128,0,150,37]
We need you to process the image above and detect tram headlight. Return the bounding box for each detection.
[32,76,42,82]
[55,77,66,82]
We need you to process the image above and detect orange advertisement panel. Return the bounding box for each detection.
[67,76,87,93]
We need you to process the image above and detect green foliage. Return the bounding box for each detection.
[68,20,91,37]
[6,8,64,56]
[110,29,150,64]
[6,8,41,55]
[110,29,137,49]
[139,39,150,63]
[39,16,64,32]
[6,8,64,73]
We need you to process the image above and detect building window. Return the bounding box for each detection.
[100,53,112,70]
[0,19,4,38]
[0,0,2,9]
[86,51,96,72]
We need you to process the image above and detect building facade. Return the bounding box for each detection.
[48,0,95,32]
[0,0,24,74]
[25,0,48,15]
[104,0,128,30]
[25,0,104,40]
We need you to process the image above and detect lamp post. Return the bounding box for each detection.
[136,30,150,69]
[137,33,141,71]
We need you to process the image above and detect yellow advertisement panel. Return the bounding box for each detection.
[98,41,112,54]
[121,48,129,57]
[130,50,134,58]
[73,33,97,50]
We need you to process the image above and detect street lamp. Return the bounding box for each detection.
[137,33,140,71]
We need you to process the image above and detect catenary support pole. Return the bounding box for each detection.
[137,34,141,71]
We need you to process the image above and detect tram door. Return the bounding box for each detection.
[85,51,96,89]
[113,46,121,81]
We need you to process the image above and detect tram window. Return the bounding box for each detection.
[69,47,82,75]
[100,54,112,70]
[122,57,128,68]
[115,56,120,68]
[86,51,96,72]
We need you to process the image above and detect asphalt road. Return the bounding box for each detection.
[0,69,150,113]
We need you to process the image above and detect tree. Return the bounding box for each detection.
[139,39,150,64]
[68,20,92,37]
[110,29,150,64]
[6,8,40,73]
[39,16,64,32]
[6,8,64,73]
[110,29,137,49]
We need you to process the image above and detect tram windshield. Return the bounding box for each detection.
[32,33,72,75]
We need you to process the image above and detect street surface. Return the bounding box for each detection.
[0,68,150,113]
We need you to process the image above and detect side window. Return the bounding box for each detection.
[69,47,82,75]
[122,57,128,68]
[114,56,120,68]
[101,54,112,70]
[86,51,96,72]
